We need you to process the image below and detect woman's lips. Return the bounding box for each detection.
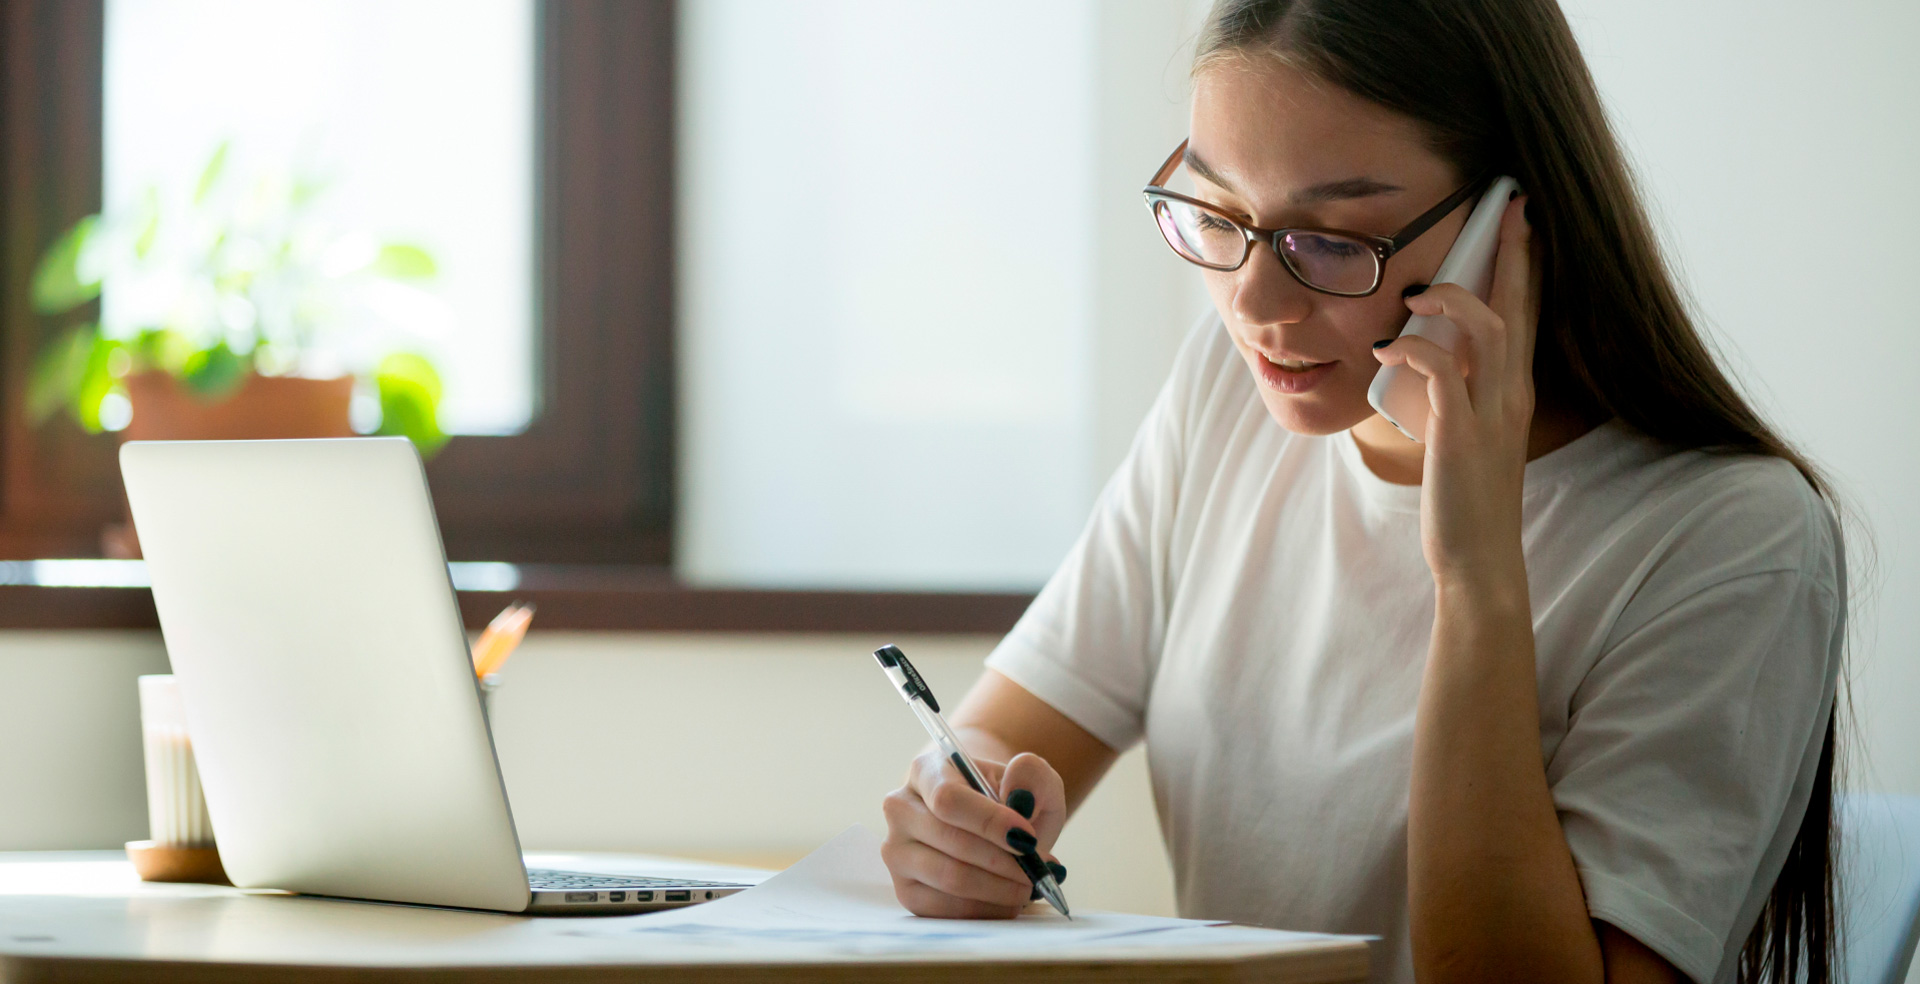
[1253,355,1335,394]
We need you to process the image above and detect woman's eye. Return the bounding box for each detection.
[1292,234,1365,258]
[1194,213,1238,234]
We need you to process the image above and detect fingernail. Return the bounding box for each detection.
[1400,283,1428,298]
[1007,789,1035,820]
[1047,861,1067,884]
[1371,339,1392,350]
[1006,828,1038,852]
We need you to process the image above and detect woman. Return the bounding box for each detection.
[878,1,1846,982]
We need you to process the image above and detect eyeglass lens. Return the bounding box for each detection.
[1152,197,1379,295]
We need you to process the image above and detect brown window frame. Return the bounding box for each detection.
[0,0,1032,633]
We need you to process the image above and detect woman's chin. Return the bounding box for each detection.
[1254,388,1372,437]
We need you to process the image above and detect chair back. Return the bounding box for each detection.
[1841,793,1920,984]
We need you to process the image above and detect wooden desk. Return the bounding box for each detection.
[0,851,1369,983]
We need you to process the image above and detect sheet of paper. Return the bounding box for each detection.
[559,825,1355,958]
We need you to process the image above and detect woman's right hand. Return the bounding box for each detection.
[880,748,1067,918]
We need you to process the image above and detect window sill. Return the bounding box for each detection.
[0,565,1034,634]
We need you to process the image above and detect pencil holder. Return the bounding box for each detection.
[127,674,228,884]
[480,673,502,727]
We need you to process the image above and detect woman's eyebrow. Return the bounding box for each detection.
[1290,176,1403,204]
[1182,148,1403,204]
[1183,147,1240,192]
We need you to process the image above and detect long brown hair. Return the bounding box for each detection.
[1195,1,1844,981]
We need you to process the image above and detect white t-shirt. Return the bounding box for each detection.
[985,315,1844,984]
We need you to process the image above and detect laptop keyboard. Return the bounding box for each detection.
[528,869,745,891]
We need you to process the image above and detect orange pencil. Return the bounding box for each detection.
[471,602,536,678]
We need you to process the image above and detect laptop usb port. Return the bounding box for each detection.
[565,892,597,903]
[665,890,691,902]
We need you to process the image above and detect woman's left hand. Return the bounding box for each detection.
[1372,195,1538,589]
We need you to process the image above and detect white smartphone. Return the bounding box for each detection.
[1366,175,1522,442]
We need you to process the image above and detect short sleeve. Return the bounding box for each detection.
[983,314,1223,751]
[1547,466,1845,984]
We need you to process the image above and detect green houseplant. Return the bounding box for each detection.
[27,142,449,455]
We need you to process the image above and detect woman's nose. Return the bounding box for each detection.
[1230,243,1314,329]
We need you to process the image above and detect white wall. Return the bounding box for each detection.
[0,633,167,848]
[0,630,1179,916]
[677,0,1210,591]
[1560,0,1920,795]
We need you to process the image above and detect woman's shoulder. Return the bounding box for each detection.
[1589,423,1842,597]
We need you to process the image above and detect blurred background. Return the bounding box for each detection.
[0,0,1915,929]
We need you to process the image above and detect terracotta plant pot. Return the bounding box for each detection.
[121,371,355,442]
[105,372,357,557]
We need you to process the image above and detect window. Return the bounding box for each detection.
[2,0,677,566]
[103,0,538,437]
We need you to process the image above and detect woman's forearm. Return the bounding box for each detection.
[1408,574,1602,984]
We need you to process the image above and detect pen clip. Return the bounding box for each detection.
[873,644,939,713]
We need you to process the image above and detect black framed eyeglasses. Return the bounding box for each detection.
[1142,138,1488,298]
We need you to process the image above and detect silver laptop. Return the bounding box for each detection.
[120,437,749,913]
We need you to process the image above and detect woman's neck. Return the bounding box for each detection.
[1348,403,1601,486]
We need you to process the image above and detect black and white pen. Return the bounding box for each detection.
[872,643,1071,918]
